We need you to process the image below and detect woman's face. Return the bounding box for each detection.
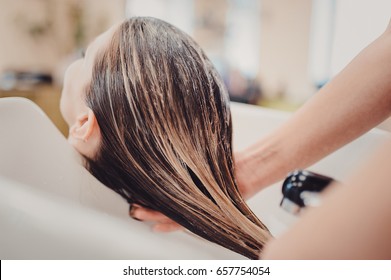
[60,24,118,127]
[60,24,119,157]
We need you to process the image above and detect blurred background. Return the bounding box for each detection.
[0,0,390,136]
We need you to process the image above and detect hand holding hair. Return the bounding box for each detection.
[128,153,261,232]
[129,204,182,232]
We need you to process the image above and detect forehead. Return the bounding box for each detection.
[86,23,120,60]
[81,23,121,86]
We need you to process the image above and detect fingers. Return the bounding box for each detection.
[153,223,183,232]
[129,204,183,232]
[129,204,172,223]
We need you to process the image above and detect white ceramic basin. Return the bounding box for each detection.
[0,97,389,259]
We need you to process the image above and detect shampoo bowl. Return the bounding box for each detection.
[0,97,389,259]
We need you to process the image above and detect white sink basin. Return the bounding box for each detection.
[0,97,389,259]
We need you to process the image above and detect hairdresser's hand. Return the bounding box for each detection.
[235,142,294,199]
[128,150,265,231]
[129,204,182,232]
[235,152,260,199]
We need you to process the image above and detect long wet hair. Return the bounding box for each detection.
[84,17,271,259]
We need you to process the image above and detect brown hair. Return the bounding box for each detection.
[84,17,270,259]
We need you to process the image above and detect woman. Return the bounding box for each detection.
[60,17,271,259]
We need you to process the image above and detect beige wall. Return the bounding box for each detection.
[0,0,315,104]
[259,0,314,103]
[0,0,125,74]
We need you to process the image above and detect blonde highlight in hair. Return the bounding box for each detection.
[85,17,271,259]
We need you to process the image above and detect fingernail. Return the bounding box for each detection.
[129,204,141,220]
[129,204,136,216]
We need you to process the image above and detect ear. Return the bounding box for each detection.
[70,109,99,143]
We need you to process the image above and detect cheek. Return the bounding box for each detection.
[59,93,69,127]
[60,68,73,126]
[60,60,85,126]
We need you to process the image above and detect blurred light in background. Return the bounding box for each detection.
[125,0,262,104]
[329,0,391,76]
[308,0,335,89]
[308,0,391,89]
[126,0,194,35]
[224,0,260,79]
[1,0,391,135]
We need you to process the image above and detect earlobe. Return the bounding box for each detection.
[70,109,99,142]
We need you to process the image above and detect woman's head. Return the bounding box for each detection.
[61,17,270,259]
[61,23,123,158]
